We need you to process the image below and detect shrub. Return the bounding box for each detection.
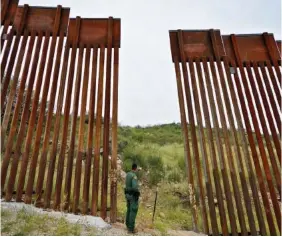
[147,155,164,170]
[167,169,182,183]
[148,171,164,187]
[122,144,147,169]
[123,159,133,172]
[154,220,168,235]
[118,140,128,153]
[122,153,146,171]
[166,164,173,171]
[146,155,165,187]
[177,156,186,173]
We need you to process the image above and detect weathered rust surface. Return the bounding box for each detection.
[1,29,29,150]
[59,26,83,212]
[2,30,37,168]
[231,35,281,232]
[92,46,105,216]
[252,61,281,157]
[24,6,68,204]
[276,40,281,53]
[1,26,15,83]
[7,31,50,202]
[201,57,229,235]
[176,30,209,234]
[1,1,120,221]
[76,44,90,214]
[245,61,281,194]
[110,46,119,222]
[101,17,114,220]
[35,41,70,205]
[221,57,260,236]
[69,43,84,212]
[194,57,219,235]
[1,0,19,54]
[173,58,199,232]
[1,0,19,25]
[1,4,28,113]
[1,29,42,192]
[170,30,224,62]
[83,46,98,214]
[60,18,81,211]
[170,29,281,235]
[210,30,246,235]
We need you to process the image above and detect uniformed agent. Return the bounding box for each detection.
[124,163,140,234]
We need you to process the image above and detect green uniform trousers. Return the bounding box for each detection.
[126,197,139,231]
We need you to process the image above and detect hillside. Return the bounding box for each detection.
[116,123,201,233]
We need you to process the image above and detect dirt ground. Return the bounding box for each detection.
[1,202,205,236]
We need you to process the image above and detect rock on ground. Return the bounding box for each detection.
[1,201,110,230]
[1,201,206,236]
[167,230,206,236]
[1,201,152,236]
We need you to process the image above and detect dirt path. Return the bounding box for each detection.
[100,223,153,235]
[106,222,206,236]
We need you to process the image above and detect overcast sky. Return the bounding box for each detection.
[20,0,281,126]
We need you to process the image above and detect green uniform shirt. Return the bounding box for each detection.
[125,171,139,192]
[125,171,139,231]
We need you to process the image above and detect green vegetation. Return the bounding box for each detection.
[1,207,97,236]
[116,123,196,233]
[118,123,184,146]
[118,123,187,187]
